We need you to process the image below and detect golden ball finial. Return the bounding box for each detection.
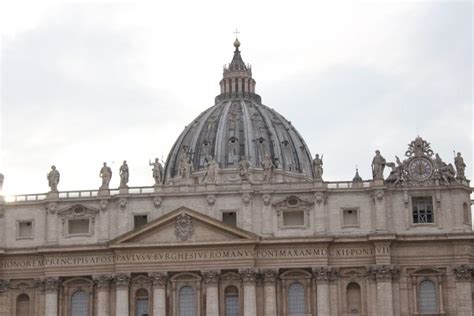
[234,38,240,49]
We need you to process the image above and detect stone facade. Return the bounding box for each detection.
[0,40,472,315]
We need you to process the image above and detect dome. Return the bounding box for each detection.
[163,41,314,182]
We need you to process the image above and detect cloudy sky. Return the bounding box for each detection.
[0,0,472,196]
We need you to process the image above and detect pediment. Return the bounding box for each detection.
[110,207,259,247]
[272,196,314,209]
[58,204,99,217]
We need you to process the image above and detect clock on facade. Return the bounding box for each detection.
[408,158,433,181]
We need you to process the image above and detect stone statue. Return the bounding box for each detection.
[149,158,164,185]
[454,152,466,179]
[261,155,275,182]
[238,156,251,181]
[47,165,60,192]
[371,150,386,180]
[99,162,112,189]
[312,154,324,181]
[178,147,192,179]
[202,156,219,184]
[439,163,456,184]
[119,161,129,188]
[0,173,4,192]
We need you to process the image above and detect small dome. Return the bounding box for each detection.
[163,40,314,182]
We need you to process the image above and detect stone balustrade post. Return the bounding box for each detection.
[313,267,333,316]
[261,269,278,316]
[44,277,60,316]
[151,272,167,316]
[453,265,473,316]
[240,268,257,316]
[203,270,220,316]
[114,274,130,316]
[94,275,112,316]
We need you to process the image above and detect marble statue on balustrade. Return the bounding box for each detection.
[238,156,251,181]
[47,165,60,193]
[202,156,219,184]
[371,150,386,180]
[261,155,275,182]
[149,158,164,185]
[99,162,112,190]
[433,154,456,185]
[119,161,129,188]
[386,156,406,186]
[0,173,3,192]
[454,152,466,180]
[178,148,192,179]
[312,154,324,181]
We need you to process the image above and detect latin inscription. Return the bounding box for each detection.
[0,246,390,270]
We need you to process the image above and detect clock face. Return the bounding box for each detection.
[408,158,433,181]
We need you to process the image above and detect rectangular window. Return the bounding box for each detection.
[412,197,434,224]
[282,211,305,227]
[134,215,148,229]
[68,219,90,235]
[342,209,359,227]
[17,221,33,239]
[222,212,237,227]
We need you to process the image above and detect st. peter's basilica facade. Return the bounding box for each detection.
[0,39,472,316]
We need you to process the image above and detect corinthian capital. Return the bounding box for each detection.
[453,265,473,281]
[94,275,112,289]
[150,272,167,289]
[313,267,337,283]
[368,265,399,282]
[261,269,278,285]
[202,270,220,286]
[240,268,257,285]
[44,277,60,293]
[113,273,130,289]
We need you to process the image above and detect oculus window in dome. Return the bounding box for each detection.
[163,40,314,183]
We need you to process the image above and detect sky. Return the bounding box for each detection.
[0,0,472,196]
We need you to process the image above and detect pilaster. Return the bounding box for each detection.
[44,277,60,316]
[203,270,220,316]
[114,273,130,316]
[94,275,112,316]
[261,269,278,316]
[151,272,167,316]
[240,268,257,316]
[369,265,398,316]
[453,265,473,316]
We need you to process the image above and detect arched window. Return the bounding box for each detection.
[419,280,437,313]
[179,286,196,316]
[16,294,30,316]
[288,282,305,315]
[225,286,239,316]
[346,282,362,314]
[136,288,149,316]
[71,290,88,316]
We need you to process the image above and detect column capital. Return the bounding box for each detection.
[367,265,399,282]
[240,268,258,285]
[94,275,113,290]
[202,270,220,286]
[260,269,278,285]
[453,265,473,282]
[0,279,9,293]
[44,277,60,293]
[113,273,130,289]
[150,272,168,289]
[313,267,338,283]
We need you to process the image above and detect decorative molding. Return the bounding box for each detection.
[113,274,130,289]
[119,198,128,210]
[202,270,220,286]
[373,190,385,203]
[240,268,257,285]
[46,202,58,215]
[0,279,9,293]
[221,272,241,282]
[150,272,167,289]
[242,193,252,205]
[262,194,272,206]
[261,269,278,285]
[314,192,327,206]
[94,275,112,289]
[175,213,194,241]
[153,197,163,208]
[99,200,108,211]
[206,194,216,206]
[453,265,472,281]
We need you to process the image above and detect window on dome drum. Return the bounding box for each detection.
[16,294,30,316]
[287,282,305,315]
[71,290,88,316]
[68,219,90,235]
[224,286,239,316]
[283,211,305,227]
[179,286,196,316]
[222,211,237,227]
[135,288,149,316]
[412,197,434,224]
[134,215,148,229]
[17,221,33,239]
[346,282,362,314]
[419,280,437,313]
[342,209,359,227]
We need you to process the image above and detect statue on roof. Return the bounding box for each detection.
[119,161,129,188]
[47,166,60,192]
[454,152,466,180]
[99,162,112,189]
[312,154,324,181]
[261,155,275,182]
[178,146,192,179]
[202,156,219,184]
[238,156,251,181]
[0,173,4,192]
[149,158,164,185]
[371,150,386,180]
